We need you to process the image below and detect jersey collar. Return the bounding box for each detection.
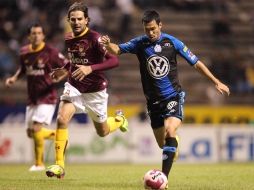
[29,42,45,53]
[73,27,89,38]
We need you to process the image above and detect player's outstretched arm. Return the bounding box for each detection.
[5,68,21,87]
[194,60,230,96]
[99,35,121,55]
[71,53,119,81]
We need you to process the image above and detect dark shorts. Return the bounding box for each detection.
[147,91,185,129]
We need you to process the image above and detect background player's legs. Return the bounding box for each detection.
[26,105,56,171]
[31,122,55,168]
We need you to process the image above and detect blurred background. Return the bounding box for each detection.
[0,0,254,164]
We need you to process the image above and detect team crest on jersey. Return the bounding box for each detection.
[37,59,45,68]
[161,39,172,48]
[154,44,162,53]
[163,42,171,47]
[78,43,87,56]
[147,55,170,79]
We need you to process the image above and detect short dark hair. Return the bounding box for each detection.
[27,22,44,35]
[142,10,161,25]
[68,1,89,20]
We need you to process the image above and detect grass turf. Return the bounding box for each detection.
[0,163,253,190]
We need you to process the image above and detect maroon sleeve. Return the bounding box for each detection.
[63,62,71,70]
[50,48,69,69]
[90,53,119,71]
[18,55,26,78]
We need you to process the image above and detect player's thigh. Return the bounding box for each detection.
[57,100,76,125]
[26,104,55,128]
[85,89,108,123]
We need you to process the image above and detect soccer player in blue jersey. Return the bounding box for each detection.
[100,10,230,182]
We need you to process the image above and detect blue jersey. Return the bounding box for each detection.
[119,32,198,103]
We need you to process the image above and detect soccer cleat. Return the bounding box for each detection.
[29,165,45,172]
[115,110,128,132]
[46,165,65,179]
[173,135,180,162]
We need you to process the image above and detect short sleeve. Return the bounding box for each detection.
[119,37,142,54]
[172,36,198,65]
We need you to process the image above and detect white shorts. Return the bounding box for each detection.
[26,104,56,128]
[60,82,108,123]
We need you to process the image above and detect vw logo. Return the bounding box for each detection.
[147,55,170,79]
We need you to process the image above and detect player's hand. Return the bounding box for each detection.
[215,82,230,96]
[50,68,68,83]
[5,77,16,88]
[72,65,92,81]
[99,35,110,46]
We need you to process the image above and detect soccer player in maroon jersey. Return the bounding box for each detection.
[5,23,68,171]
[45,2,128,178]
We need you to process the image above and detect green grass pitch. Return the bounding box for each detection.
[0,163,254,190]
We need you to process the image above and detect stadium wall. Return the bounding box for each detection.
[1,105,254,124]
[0,120,254,164]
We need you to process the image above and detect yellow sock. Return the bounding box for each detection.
[41,127,55,140]
[107,116,123,133]
[33,130,44,166]
[55,128,68,168]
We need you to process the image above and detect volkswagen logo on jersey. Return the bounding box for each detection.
[147,55,170,79]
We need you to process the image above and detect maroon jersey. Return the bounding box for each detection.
[65,29,118,93]
[19,43,68,105]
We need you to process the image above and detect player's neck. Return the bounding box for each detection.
[73,27,89,38]
[30,42,45,52]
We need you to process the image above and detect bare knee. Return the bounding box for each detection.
[94,122,109,137]
[95,126,109,137]
[96,131,108,137]
[57,114,68,129]
[27,122,43,138]
[26,128,34,138]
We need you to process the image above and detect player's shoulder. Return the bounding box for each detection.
[19,44,31,55]
[44,43,60,53]
[65,32,74,40]
[87,29,100,38]
[161,33,183,47]
[161,33,178,41]
[128,35,148,45]
[137,35,148,42]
